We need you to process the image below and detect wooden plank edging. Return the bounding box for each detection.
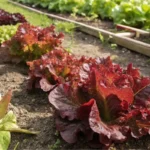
[115,32,135,38]
[8,0,150,57]
[116,24,150,36]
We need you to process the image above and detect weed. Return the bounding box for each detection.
[99,33,105,43]
[110,43,117,50]
[54,21,75,34]
[13,142,20,150]
[54,130,59,136]
[49,139,61,150]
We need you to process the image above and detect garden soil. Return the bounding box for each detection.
[1,31,150,150]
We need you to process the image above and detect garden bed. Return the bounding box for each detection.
[0,31,149,150]
[27,5,115,30]
[8,0,150,57]
[1,1,150,150]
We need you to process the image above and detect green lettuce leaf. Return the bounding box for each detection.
[0,111,38,134]
[0,131,10,150]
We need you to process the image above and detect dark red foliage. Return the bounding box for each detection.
[48,56,150,148]
[27,49,77,91]
[0,9,27,25]
[49,84,94,143]
[125,64,150,93]
[3,23,64,62]
[134,84,150,108]
[27,48,102,91]
[89,100,128,146]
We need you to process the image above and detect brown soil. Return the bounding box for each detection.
[0,31,149,150]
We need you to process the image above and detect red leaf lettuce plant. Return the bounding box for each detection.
[3,23,64,62]
[27,48,96,91]
[0,9,27,25]
[27,40,150,148]
[48,57,150,148]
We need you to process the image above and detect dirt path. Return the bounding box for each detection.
[1,30,150,150]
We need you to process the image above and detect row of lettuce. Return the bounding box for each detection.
[12,0,150,29]
[1,8,150,149]
[0,8,75,46]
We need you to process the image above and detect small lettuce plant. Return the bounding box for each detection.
[0,90,38,150]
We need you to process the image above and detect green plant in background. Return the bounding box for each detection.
[0,91,38,150]
[110,43,117,50]
[99,33,105,43]
[99,33,113,45]
[92,0,116,19]
[99,33,117,49]
[54,21,75,34]
[53,21,75,52]
[11,0,150,29]
[112,2,148,27]
[1,0,76,34]
[0,25,18,44]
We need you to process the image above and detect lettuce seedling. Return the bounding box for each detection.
[0,91,38,150]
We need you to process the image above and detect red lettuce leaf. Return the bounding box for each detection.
[133,77,150,93]
[89,100,128,146]
[117,109,150,138]
[77,99,95,120]
[126,63,140,79]
[49,84,78,121]
[39,78,57,92]
[49,84,95,143]
[55,117,93,144]
[49,84,95,121]
[125,64,150,93]
[134,85,150,108]
[77,66,134,121]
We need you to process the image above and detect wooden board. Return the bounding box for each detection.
[116,24,150,36]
